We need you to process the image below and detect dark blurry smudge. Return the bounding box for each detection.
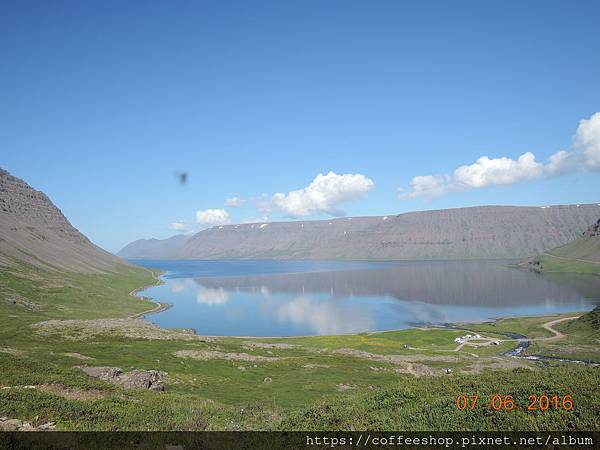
[175,172,188,185]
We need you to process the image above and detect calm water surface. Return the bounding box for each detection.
[131,259,600,336]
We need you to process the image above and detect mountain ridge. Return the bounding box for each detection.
[118,234,191,259]
[118,203,600,260]
[0,168,128,273]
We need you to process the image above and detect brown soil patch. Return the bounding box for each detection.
[3,294,41,311]
[303,363,331,369]
[61,352,95,360]
[37,383,105,401]
[174,350,282,362]
[333,348,467,363]
[0,347,25,356]
[30,318,213,342]
[242,342,299,350]
[394,363,436,377]
[461,357,533,374]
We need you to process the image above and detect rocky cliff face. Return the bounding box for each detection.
[0,168,125,273]
[584,218,600,237]
[120,204,600,260]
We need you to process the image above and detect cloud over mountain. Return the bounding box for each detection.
[196,209,231,226]
[401,112,600,199]
[271,171,374,218]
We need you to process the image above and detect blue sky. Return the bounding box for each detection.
[1,0,599,252]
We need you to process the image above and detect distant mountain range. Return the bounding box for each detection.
[118,234,191,260]
[0,169,126,273]
[3,167,597,267]
[118,204,600,261]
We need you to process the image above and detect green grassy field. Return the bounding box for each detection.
[540,255,600,275]
[546,233,600,263]
[1,261,599,431]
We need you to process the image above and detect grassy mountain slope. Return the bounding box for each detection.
[523,218,600,274]
[546,218,600,262]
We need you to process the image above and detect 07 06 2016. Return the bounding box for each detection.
[455,394,574,411]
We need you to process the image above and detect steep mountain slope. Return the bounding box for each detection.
[120,204,600,260]
[545,218,600,263]
[118,234,190,259]
[0,168,126,273]
[522,217,600,274]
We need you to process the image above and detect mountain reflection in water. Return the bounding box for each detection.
[139,260,599,336]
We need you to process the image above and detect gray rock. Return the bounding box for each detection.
[120,370,164,391]
[584,218,600,237]
[79,366,164,391]
[37,422,56,431]
[18,422,35,431]
[0,419,22,431]
[80,366,123,382]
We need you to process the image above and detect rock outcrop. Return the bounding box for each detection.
[0,417,55,431]
[584,218,600,237]
[79,366,165,391]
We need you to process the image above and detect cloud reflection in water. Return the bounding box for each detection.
[273,296,374,335]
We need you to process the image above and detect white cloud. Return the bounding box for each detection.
[224,196,243,207]
[453,152,543,188]
[169,221,188,231]
[195,209,231,226]
[400,175,452,199]
[573,112,600,171]
[545,150,576,176]
[400,112,600,199]
[271,171,374,218]
[400,153,543,199]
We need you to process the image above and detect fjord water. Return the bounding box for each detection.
[132,259,599,336]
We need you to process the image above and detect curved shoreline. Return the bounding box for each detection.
[128,268,171,319]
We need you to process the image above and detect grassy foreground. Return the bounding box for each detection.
[0,262,599,431]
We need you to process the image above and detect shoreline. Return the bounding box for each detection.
[128,268,171,319]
